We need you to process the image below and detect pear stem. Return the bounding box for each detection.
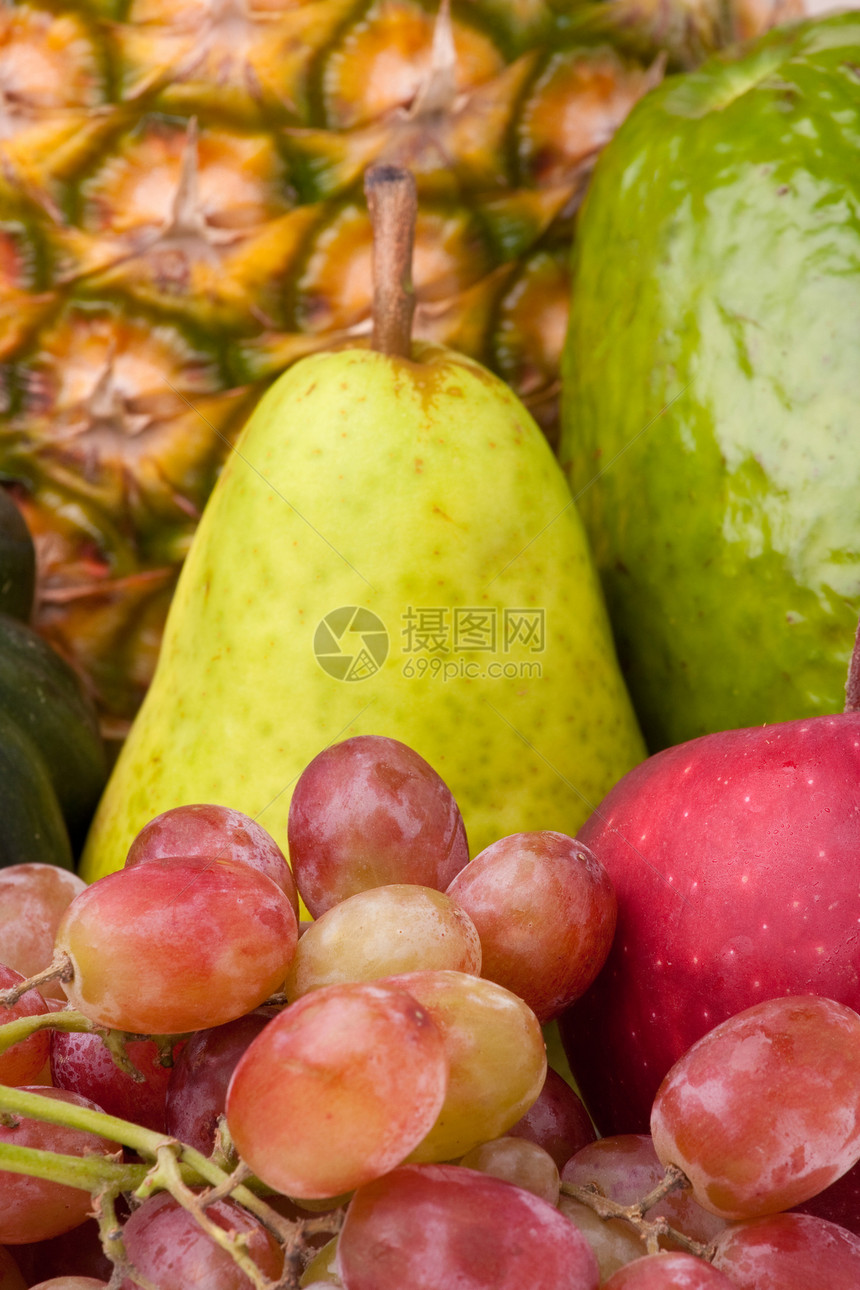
[364,164,417,359]
[845,618,860,712]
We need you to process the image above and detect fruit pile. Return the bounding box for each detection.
[2,735,860,1287]
[1,4,859,1285]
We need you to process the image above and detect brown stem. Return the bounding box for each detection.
[845,617,860,712]
[560,1165,711,1261]
[0,949,73,1006]
[364,164,417,359]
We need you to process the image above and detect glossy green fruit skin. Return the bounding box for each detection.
[81,343,645,883]
[561,14,860,749]
[0,614,107,853]
[0,488,35,622]
[0,708,73,871]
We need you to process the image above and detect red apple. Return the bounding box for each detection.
[559,708,860,1228]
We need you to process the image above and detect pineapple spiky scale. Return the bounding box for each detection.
[0,0,812,735]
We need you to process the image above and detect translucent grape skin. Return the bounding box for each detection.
[507,1066,596,1168]
[0,965,50,1086]
[0,867,86,1000]
[0,1089,120,1245]
[650,995,860,1220]
[165,1010,273,1154]
[125,803,299,918]
[225,982,449,1199]
[601,1252,739,1288]
[337,1163,600,1290]
[447,832,616,1022]
[55,857,298,1034]
[380,969,547,1163]
[116,1193,283,1289]
[284,884,481,1000]
[50,1031,183,1134]
[288,735,469,916]
[710,1212,860,1289]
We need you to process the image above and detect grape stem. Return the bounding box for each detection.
[0,949,73,1005]
[560,1165,712,1258]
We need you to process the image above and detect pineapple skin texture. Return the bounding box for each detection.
[560,13,860,750]
[81,344,645,880]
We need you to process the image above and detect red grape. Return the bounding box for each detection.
[288,735,469,916]
[126,803,299,917]
[507,1066,596,1169]
[55,857,297,1033]
[0,1246,25,1290]
[0,868,86,1001]
[447,832,616,1021]
[50,1031,182,1134]
[10,1216,113,1285]
[225,982,448,1199]
[650,995,860,1219]
[711,1211,860,1288]
[165,1010,273,1154]
[0,1088,120,1244]
[116,1192,283,1288]
[29,1281,107,1289]
[601,1252,739,1288]
[337,1163,600,1290]
[0,965,50,1086]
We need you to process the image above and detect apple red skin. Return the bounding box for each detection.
[560,713,860,1143]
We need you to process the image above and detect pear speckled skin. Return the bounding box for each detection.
[561,14,860,750]
[81,343,645,883]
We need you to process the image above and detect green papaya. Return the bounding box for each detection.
[561,14,860,748]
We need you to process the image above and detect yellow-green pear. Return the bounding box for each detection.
[81,169,644,884]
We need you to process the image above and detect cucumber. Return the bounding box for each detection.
[0,710,73,870]
[0,488,36,623]
[0,613,107,853]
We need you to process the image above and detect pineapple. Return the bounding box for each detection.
[0,0,837,737]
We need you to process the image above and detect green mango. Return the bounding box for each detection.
[81,342,645,883]
[560,14,860,750]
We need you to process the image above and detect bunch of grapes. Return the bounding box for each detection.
[1,734,859,1289]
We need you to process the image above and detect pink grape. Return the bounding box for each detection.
[711,1211,860,1288]
[165,1010,273,1154]
[561,1136,727,1245]
[650,995,860,1219]
[126,803,299,917]
[381,969,547,1162]
[337,1163,600,1290]
[225,982,449,1199]
[10,1217,113,1285]
[447,832,616,1021]
[602,1253,739,1288]
[284,884,481,999]
[29,1281,108,1289]
[116,1192,283,1288]
[55,857,297,1034]
[507,1066,596,1168]
[460,1137,560,1205]
[288,735,469,916]
[0,867,85,1000]
[50,1031,183,1133]
[0,1089,120,1244]
[793,1159,860,1233]
[0,965,50,1086]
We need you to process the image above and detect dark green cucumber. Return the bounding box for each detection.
[0,488,36,623]
[0,710,73,870]
[0,613,107,852]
